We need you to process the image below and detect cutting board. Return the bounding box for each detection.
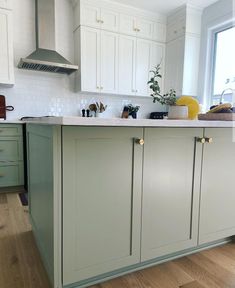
[198,113,235,121]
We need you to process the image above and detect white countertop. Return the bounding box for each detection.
[0,120,23,124]
[23,116,235,128]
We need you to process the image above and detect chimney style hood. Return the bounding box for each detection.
[18,0,78,75]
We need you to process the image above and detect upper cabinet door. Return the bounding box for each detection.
[135,38,151,97]
[100,8,119,32]
[118,35,136,96]
[63,127,143,285]
[0,9,14,86]
[150,42,165,93]
[119,14,136,36]
[199,128,235,244]
[135,18,153,40]
[80,4,101,29]
[0,0,11,9]
[153,22,166,42]
[80,27,100,92]
[100,31,118,94]
[141,128,203,261]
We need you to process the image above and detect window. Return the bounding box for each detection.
[212,26,235,105]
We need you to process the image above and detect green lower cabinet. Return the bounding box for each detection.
[62,127,143,285]
[141,128,203,261]
[0,124,24,188]
[199,128,235,244]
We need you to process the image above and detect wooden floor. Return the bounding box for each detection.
[1,193,235,288]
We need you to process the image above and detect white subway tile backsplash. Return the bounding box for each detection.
[0,0,164,120]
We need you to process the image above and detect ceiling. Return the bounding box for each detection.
[113,0,219,14]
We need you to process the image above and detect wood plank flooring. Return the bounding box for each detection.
[1,193,235,288]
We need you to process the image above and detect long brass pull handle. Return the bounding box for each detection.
[197,137,206,144]
[205,137,213,144]
[136,139,144,146]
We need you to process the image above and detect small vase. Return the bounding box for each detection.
[168,105,188,119]
[131,112,137,119]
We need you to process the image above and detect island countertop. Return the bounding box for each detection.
[24,116,235,128]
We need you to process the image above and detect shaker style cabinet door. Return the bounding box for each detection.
[100,30,118,94]
[80,4,101,29]
[80,27,101,92]
[199,128,235,244]
[62,127,143,285]
[100,8,119,32]
[141,128,203,261]
[0,8,14,85]
[135,38,152,96]
[118,34,136,95]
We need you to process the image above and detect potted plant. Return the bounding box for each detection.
[127,104,140,119]
[148,64,188,119]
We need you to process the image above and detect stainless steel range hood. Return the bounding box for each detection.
[18,0,78,75]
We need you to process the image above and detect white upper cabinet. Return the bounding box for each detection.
[79,27,101,93]
[0,8,14,86]
[150,42,165,92]
[100,31,118,94]
[80,5,101,29]
[100,8,119,32]
[80,4,119,32]
[74,0,166,97]
[153,22,166,42]
[135,18,153,40]
[118,35,136,96]
[75,26,118,94]
[0,0,11,9]
[135,39,151,96]
[74,0,166,42]
[164,5,202,97]
[119,14,136,37]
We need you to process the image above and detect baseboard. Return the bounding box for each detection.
[0,186,25,193]
[64,237,232,288]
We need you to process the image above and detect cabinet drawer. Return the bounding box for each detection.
[0,125,22,136]
[0,137,23,161]
[0,163,23,187]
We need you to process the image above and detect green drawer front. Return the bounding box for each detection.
[0,163,24,187]
[0,137,23,161]
[0,124,23,136]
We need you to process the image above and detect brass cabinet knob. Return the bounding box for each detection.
[197,137,206,144]
[205,137,213,144]
[136,139,144,145]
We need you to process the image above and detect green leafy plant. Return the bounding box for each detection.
[148,64,177,106]
[127,104,140,114]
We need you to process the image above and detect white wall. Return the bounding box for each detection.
[0,0,163,120]
[198,0,234,108]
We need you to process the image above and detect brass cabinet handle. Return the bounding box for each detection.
[197,137,206,144]
[136,139,144,146]
[100,20,104,24]
[205,137,213,144]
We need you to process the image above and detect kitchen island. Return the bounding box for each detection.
[26,118,235,288]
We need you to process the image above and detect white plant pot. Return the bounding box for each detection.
[168,105,188,119]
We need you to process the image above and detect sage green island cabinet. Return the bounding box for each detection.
[141,128,203,261]
[62,127,143,285]
[26,123,235,288]
[199,128,235,244]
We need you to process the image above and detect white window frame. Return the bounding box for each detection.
[210,23,234,106]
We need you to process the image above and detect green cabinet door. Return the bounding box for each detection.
[62,127,143,285]
[141,128,203,261]
[199,128,235,244]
